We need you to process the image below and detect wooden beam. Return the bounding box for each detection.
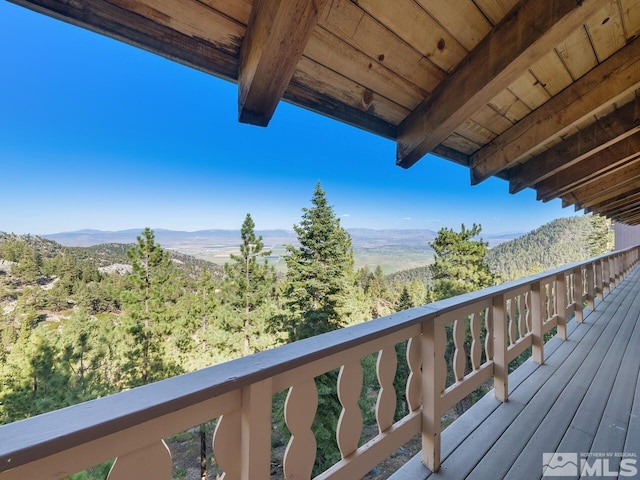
[561,162,640,209]
[535,135,640,201]
[509,96,640,194]
[471,35,640,184]
[238,0,329,126]
[396,0,604,169]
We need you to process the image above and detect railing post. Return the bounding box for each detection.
[422,317,443,472]
[586,262,595,311]
[241,379,272,480]
[555,274,567,340]
[492,293,508,402]
[573,266,583,323]
[596,258,604,300]
[604,257,611,295]
[531,281,544,364]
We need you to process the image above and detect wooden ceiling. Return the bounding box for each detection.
[13,0,640,224]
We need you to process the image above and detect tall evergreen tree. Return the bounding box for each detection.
[279,183,362,474]
[223,213,277,355]
[430,223,496,300]
[282,183,359,341]
[121,228,179,386]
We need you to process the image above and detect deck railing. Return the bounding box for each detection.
[1,246,638,479]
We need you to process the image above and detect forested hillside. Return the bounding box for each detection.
[485,215,612,281]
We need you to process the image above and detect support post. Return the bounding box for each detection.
[492,293,508,402]
[531,281,544,364]
[586,262,595,311]
[555,274,567,340]
[573,266,583,323]
[241,379,272,480]
[421,317,443,472]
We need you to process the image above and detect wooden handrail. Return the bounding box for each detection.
[1,246,638,479]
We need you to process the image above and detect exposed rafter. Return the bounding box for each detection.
[471,36,640,184]
[562,162,640,209]
[509,96,640,194]
[396,0,603,169]
[238,0,329,126]
[535,136,640,201]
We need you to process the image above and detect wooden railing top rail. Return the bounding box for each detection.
[0,245,637,473]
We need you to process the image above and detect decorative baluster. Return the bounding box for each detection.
[452,318,466,382]
[405,336,422,412]
[337,361,363,458]
[376,345,397,433]
[108,440,172,480]
[517,294,525,340]
[284,380,318,479]
[212,411,241,479]
[470,312,481,370]
[508,297,517,345]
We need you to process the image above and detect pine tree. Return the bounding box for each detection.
[282,182,359,341]
[223,213,277,356]
[430,223,496,300]
[120,228,180,386]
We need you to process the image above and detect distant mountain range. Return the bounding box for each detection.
[43,228,521,249]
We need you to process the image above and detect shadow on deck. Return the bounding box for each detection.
[393,267,640,479]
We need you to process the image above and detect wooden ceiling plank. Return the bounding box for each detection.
[507,71,552,111]
[473,0,519,26]
[620,0,640,39]
[238,0,330,126]
[529,50,574,97]
[536,141,640,201]
[554,23,598,80]
[9,0,240,80]
[471,35,640,184]
[303,28,426,110]
[509,95,640,193]
[289,56,409,126]
[415,0,492,51]
[318,0,446,95]
[396,0,604,169]
[356,0,468,73]
[470,105,514,136]
[585,0,627,63]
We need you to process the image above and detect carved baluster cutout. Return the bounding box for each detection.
[436,322,447,394]
[284,380,318,479]
[517,294,525,340]
[484,307,493,361]
[212,411,241,479]
[452,318,466,382]
[108,440,172,480]
[470,312,481,370]
[508,298,516,345]
[405,336,422,412]
[337,361,363,458]
[525,291,532,333]
[376,346,397,433]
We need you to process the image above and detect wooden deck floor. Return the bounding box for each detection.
[391,266,640,480]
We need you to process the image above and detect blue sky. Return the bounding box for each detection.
[0,2,578,236]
